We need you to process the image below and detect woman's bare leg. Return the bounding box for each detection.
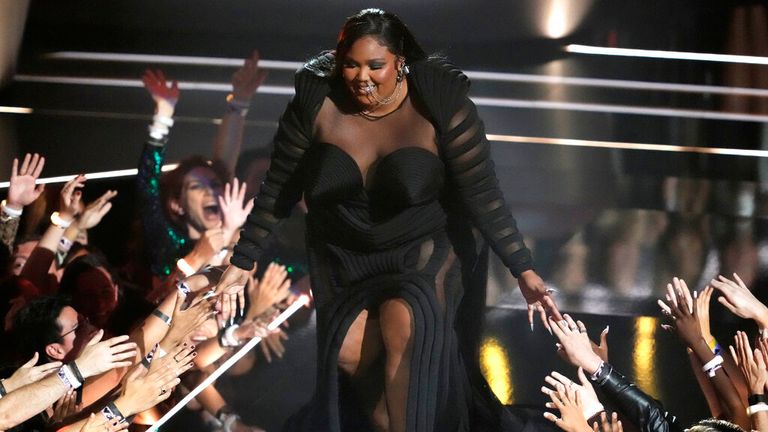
[379,299,414,432]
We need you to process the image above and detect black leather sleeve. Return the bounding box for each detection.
[594,363,684,432]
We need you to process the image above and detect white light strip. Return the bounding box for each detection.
[15,75,768,122]
[46,51,768,97]
[148,294,311,432]
[465,71,768,97]
[0,106,33,114]
[13,75,294,95]
[44,51,303,70]
[0,164,178,189]
[566,44,768,65]
[488,135,768,158]
[473,97,768,123]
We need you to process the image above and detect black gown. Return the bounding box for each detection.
[231,54,555,432]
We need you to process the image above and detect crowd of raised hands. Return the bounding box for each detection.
[0,51,302,431]
[541,273,768,432]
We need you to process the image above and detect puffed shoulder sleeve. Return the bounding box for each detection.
[411,58,533,277]
[230,67,328,270]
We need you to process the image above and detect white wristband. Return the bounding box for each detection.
[748,403,768,416]
[221,324,241,347]
[176,258,196,277]
[57,365,82,389]
[702,355,724,377]
[50,211,72,229]
[1,200,22,218]
[153,115,174,128]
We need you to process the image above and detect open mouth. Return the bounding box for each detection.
[203,204,220,218]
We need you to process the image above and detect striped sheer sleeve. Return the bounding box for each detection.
[230,69,326,270]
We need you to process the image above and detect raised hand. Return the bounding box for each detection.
[696,285,716,344]
[6,153,45,210]
[116,354,183,417]
[730,331,768,394]
[162,291,215,348]
[77,190,118,230]
[592,412,623,432]
[142,69,179,109]
[543,368,604,421]
[260,328,289,363]
[542,380,592,432]
[710,274,768,326]
[220,177,254,239]
[148,342,196,378]
[520,269,562,332]
[658,277,703,348]
[74,330,137,378]
[591,326,609,363]
[58,175,86,221]
[549,315,604,374]
[247,262,291,320]
[231,51,268,103]
[2,352,61,392]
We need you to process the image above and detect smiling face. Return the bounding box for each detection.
[178,166,223,234]
[340,35,402,110]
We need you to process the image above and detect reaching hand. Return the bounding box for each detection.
[58,175,86,221]
[51,390,80,424]
[657,277,703,349]
[231,51,268,102]
[163,292,215,348]
[220,177,254,240]
[247,262,291,320]
[6,153,45,210]
[116,353,183,416]
[519,269,562,332]
[710,274,768,325]
[696,285,715,343]
[216,265,251,322]
[260,328,288,363]
[74,330,137,378]
[730,330,768,394]
[542,380,592,432]
[592,412,623,432]
[549,315,604,374]
[148,342,196,378]
[543,368,604,421]
[590,326,609,363]
[77,190,118,230]
[190,227,227,267]
[142,69,179,111]
[2,352,61,392]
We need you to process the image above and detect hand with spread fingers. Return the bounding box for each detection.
[260,328,289,363]
[730,330,768,394]
[162,291,215,349]
[657,277,704,348]
[114,355,183,417]
[149,342,197,377]
[592,412,623,432]
[77,190,118,230]
[2,352,62,393]
[6,153,45,211]
[220,177,254,243]
[549,315,604,374]
[696,285,716,346]
[543,368,604,422]
[58,175,86,222]
[542,380,592,432]
[231,51,268,103]
[520,269,562,332]
[74,330,138,378]
[142,69,179,117]
[709,273,768,328]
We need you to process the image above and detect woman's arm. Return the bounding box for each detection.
[1,153,45,252]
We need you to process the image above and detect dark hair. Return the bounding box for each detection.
[688,419,746,432]
[60,254,118,330]
[0,276,39,326]
[159,156,230,228]
[335,9,426,68]
[13,295,70,360]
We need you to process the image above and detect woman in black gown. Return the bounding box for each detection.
[216,8,562,432]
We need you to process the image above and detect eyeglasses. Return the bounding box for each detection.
[61,314,89,338]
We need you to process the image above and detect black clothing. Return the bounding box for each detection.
[232,54,545,431]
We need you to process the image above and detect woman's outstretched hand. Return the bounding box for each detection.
[519,269,562,332]
[215,264,251,323]
[142,69,179,117]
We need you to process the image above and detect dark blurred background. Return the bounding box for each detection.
[2,0,768,427]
